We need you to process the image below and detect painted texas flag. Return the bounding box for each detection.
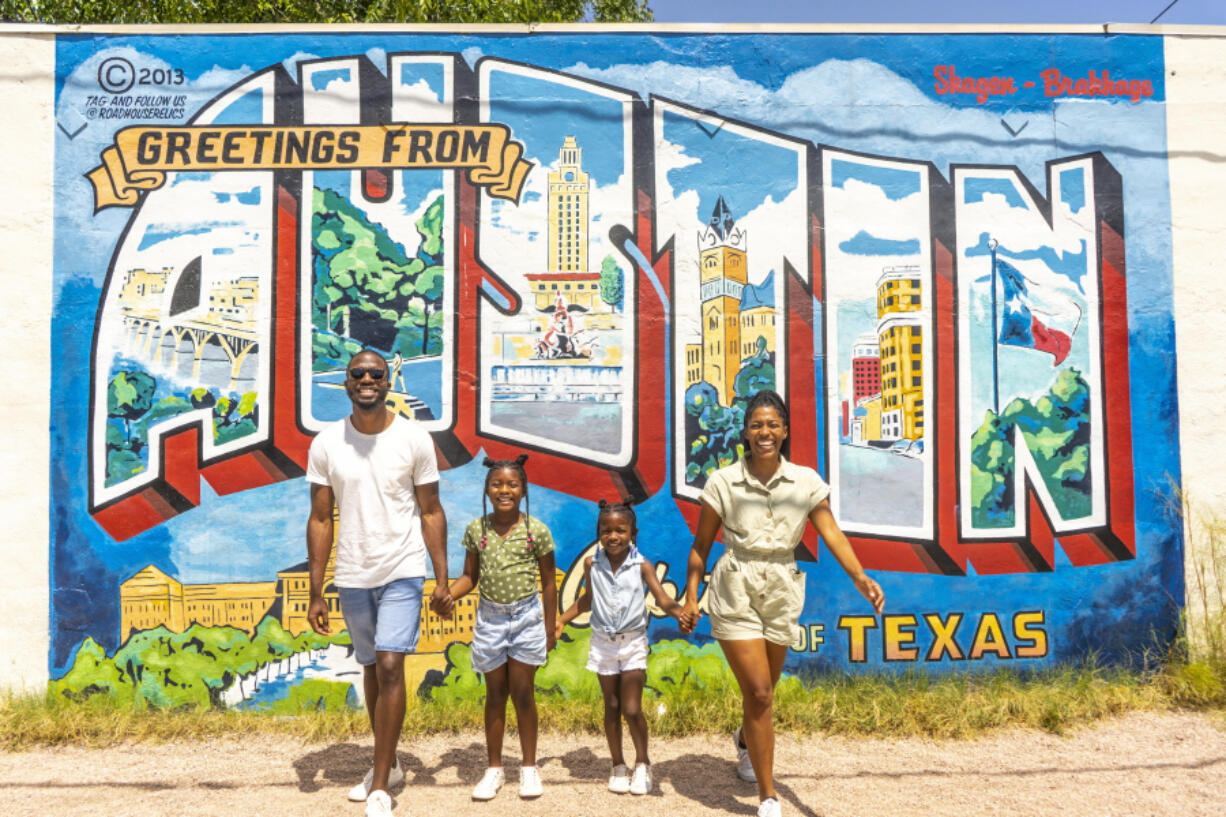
[997,259,1081,366]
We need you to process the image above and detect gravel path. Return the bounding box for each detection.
[2,711,1224,817]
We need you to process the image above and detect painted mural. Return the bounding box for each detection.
[49,31,1183,707]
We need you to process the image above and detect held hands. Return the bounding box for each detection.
[678,598,700,634]
[430,583,454,617]
[554,618,567,642]
[854,574,886,615]
[307,597,331,635]
[547,627,558,652]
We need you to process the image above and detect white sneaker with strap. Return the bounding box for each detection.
[734,726,757,782]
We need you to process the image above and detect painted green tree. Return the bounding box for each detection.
[312,188,445,364]
[599,254,625,311]
[970,367,1092,528]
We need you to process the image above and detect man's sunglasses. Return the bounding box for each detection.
[348,367,387,381]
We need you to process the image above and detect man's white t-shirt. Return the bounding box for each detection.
[305,414,440,589]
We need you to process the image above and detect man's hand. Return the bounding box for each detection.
[308,597,331,635]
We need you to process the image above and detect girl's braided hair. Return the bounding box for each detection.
[480,454,533,550]
[595,498,638,558]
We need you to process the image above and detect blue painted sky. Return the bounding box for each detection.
[487,68,625,186]
[662,109,800,225]
[832,159,921,200]
[398,61,444,102]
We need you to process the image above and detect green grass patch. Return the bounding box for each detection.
[5,658,1222,751]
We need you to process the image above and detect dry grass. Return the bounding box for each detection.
[5,660,1220,751]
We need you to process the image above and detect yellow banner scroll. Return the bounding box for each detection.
[86,124,533,211]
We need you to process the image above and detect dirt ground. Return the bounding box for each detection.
[2,711,1224,817]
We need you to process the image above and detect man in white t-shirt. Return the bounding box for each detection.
[305,350,449,817]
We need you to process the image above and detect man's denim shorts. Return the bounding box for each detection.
[337,577,424,666]
[470,593,547,673]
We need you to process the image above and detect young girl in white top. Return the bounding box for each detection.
[556,500,687,796]
[440,455,557,801]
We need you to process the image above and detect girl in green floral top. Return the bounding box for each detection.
[440,454,557,801]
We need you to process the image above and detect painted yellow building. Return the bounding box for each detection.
[120,538,566,653]
[548,135,590,274]
[120,565,187,637]
[525,272,603,311]
[851,395,884,444]
[182,582,277,631]
[684,343,703,387]
[207,275,259,328]
[697,196,748,405]
[277,549,345,637]
[876,265,924,441]
[117,267,173,316]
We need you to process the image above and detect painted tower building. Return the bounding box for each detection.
[851,332,882,406]
[876,265,924,441]
[697,196,748,405]
[547,135,589,274]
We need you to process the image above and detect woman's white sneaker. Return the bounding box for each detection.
[733,726,757,782]
[608,764,631,793]
[348,764,405,801]
[757,797,782,817]
[472,767,505,801]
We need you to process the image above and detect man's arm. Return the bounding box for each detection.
[415,481,450,613]
[306,483,335,635]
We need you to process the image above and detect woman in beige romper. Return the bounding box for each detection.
[681,390,885,817]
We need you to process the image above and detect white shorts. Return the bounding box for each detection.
[586,629,649,675]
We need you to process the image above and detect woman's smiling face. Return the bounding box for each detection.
[745,404,788,460]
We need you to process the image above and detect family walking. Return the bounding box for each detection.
[306,351,885,817]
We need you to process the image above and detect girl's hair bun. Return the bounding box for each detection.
[515,453,529,465]
[598,498,609,509]
[482,456,496,468]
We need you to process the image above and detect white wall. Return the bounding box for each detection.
[0,32,54,690]
[1166,34,1226,656]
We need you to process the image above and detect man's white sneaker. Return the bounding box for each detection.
[348,764,406,801]
[519,765,543,798]
[733,726,757,782]
[608,764,631,793]
[629,763,652,795]
[757,797,782,817]
[364,790,394,817]
[471,767,505,801]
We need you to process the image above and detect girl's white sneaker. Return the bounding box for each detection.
[472,767,505,801]
[519,765,543,798]
[629,763,652,795]
[608,764,631,793]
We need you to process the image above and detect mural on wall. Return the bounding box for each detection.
[49,31,1182,708]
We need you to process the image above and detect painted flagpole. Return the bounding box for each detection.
[988,237,1000,416]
